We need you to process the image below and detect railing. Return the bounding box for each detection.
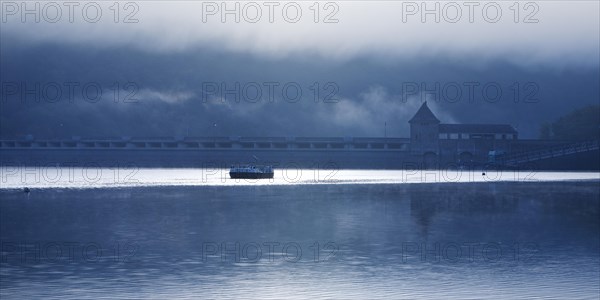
[502,140,599,166]
[0,137,411,151]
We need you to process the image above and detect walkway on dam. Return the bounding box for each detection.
[501,140,599,167]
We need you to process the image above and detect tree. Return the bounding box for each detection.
[540,105,600,140]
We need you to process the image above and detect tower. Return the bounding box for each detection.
[409,102,440,153]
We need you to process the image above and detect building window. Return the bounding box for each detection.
[450,133,459,139]
[439,133,448,139]
[461,133,469,139]
[507,134,513,140]
[475,134,493,139]
[495,134,503,140]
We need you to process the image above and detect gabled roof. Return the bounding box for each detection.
[409,102,440,124]
[439,124,517,134]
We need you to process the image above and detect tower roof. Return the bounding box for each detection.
[409,102,440,124]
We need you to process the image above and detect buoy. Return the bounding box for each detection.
[23,187,30,193]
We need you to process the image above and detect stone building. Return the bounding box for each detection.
[410,102,518,167]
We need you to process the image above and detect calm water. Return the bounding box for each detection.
[1,173,599,298]
[0,167,598,188]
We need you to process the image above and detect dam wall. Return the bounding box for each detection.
[1,136,596,170]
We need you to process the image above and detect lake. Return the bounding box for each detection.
[1,170,599,298]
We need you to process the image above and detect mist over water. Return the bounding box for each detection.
[1,168,599,189]
[1,181,598,299]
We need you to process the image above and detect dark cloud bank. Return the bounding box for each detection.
[1,39,598,139]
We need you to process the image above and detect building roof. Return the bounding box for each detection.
[439,124,517,134]
[409,102,440,124]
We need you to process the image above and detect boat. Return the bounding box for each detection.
[229,165,274,179]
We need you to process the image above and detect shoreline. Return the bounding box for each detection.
[2,176,598,191]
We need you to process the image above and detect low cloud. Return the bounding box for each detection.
[1,1,598,67]
[138,89,195,104]
[325,86,456,136]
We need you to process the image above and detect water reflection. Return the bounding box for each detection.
[1,181,599,299]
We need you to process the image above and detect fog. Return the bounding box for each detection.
[1,1,598,139]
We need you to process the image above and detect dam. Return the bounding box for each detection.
[1,103,598,170]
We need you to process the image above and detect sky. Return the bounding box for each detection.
[1,1,599,139]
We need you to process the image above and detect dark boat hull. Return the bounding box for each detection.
[229,172,274,179]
